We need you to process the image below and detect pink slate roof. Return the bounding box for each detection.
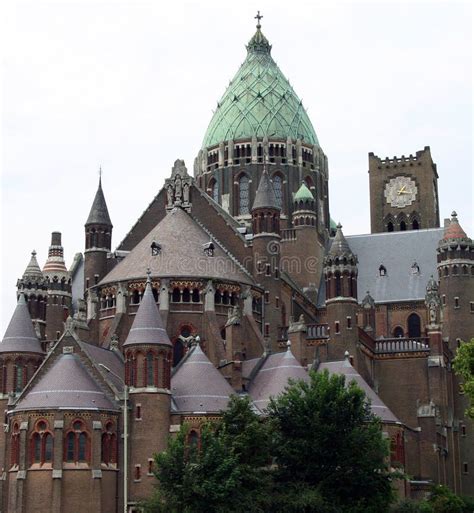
[318,359,399,423]
[16,353,117,411]
[100,207,254,286]
[171,344,234,413]
[249,348,309,412]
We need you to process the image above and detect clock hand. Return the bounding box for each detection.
[397,185,406,195]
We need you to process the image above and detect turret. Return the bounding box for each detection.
[17,250,48,339]
[437,211,473,352]
[323,224,359,361]
[251,169,281,348]
[43,232,72,342]
[84,176,113,291]
[0,294,44,395]
[292,182,317,227]
[123,272,172,504]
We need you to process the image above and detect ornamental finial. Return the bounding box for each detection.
[255,10,263,29]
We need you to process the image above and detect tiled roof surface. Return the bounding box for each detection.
[345,228,444,303]
[16,353,116,411]
[318,359,399,423]
[249,348,309,412]
[22,251,43,280]
[86,178,112,226]
[442,212,469,242]
[124,279,172,347]
[79,341,125,391]
[252,169,280,210]
[0,295,43,354]
[101,207,254,285]
[171,344,234,413]
[328,224,352,257]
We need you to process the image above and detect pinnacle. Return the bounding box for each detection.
[252,169,280,211]
[86,176,112,227]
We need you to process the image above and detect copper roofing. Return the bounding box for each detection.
[249,346,309,412]
[123,277,172,347]
[86,177,112,226]
[0,294,43,355]
[442,211,469,242]
[22,251,43,280]
[16,353,116,411]
[318,359,399,423]
[171,344,234,413]
[252,169,280,211]
[101,207,254,286]
[328,223,353,257]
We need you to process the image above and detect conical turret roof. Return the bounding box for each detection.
[202,24,319,149]
[123,276,171,347]
[0,294,43,354]
[22,250,43,280]
[328,223,353,257]
[294,182,314,202]
[16,353,116,411]
[86,177,112,226]
[249,343,309,412]
[442,211,469,242]
[252,169,280,210]
[171,344,234,413]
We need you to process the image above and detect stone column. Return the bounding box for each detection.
[228,139,234,166]
[204,281,215,312]
[51,417,64,513]
[251,135,258,163]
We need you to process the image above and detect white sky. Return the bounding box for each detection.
[1,0,472,334]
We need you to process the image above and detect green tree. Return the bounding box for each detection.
[145,396,271,513]
[267,369,395,513]
[453,338,474,419]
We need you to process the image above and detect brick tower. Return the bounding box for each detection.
[42,232,72,342]
[84,176,113,292]
[123,271,172,506]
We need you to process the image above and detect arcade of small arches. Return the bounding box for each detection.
[85,227,112,250]
[0,357,42,394]
[384,212,421,232]
[9,418,118,468]
[438,263,474,278]
[124,349,172,388]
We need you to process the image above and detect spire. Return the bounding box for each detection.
[328,223,352,257]
[22,250,43,280]
[442,211,469,242]
[247,12,272,54]
[252,169,280,211]
[123,274,171,347]
[0,294,43,354]
[43,232,68,275]
[86,175,112,227]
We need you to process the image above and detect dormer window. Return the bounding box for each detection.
[203,241,215,257]
[151,242,161,256]
[411,262,420,274]
[379,265,387,276]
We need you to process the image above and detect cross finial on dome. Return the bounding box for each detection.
[255,10,263,29]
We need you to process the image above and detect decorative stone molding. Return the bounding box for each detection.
[165,159,193,213]
[52,470,63,479]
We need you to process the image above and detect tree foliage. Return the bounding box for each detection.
[453,338,474,418]
[267,370,394,513]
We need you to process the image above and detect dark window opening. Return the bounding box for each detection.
[407,313,421,338]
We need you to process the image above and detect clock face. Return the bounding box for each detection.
[384,176,417,208]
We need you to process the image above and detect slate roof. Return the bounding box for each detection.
[249,346,309,412]
[79,341,125,392]
[252,169,280,210]
[328,224,353,257]
[0,295,43,354]
[123,278,172,347]
[171,344,234,413]
[86,178,112,226]
[345,228,444,303]
[318,359,399,424]
[101,207,254,286]
[22,251,43,280]
[16,353,117,411]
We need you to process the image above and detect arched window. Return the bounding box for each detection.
[238,175,250,215]
[31,420,53,465]
[172,288,181,302]
[152,287,159,302]
[393,326,404,338]
[192,288,200,303]
[272,174,283,208]
[387,222,394,232]
[11,423,20,466]
[101,422,117,465]
[65,420,89,463]
[335,272,341,297]
[182,288,191,303]
[173,339,184,367]
[222,291,229,305]
[131,289,140,305]
[412,219,419,230]
[400,220,407,231]
[214,290,222,304]
[188,430,199,448]
[15,360,25,393]
[146,352,154,387]
[211,180,219,203]
[407,313,421,338]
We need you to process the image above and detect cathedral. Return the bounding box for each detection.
[0,18,473,513]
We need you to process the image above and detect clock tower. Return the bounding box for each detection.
[368,146,440,233]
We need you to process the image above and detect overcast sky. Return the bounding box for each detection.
[1,0,472,334]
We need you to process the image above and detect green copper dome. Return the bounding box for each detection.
[294,182,314,201]
[202,27,319,149]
